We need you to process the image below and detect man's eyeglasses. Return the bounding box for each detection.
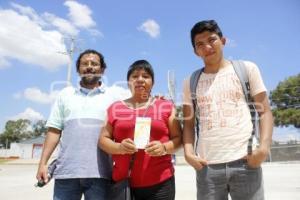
[80,62,101,68]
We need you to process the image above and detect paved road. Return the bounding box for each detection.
[0,162,300,200]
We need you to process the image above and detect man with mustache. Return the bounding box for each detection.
[36,49,118,200]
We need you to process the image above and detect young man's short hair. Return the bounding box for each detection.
[190,20,223,49]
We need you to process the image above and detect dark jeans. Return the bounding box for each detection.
[196,159,264,200]
[131,176,175,200]
[53,178,111,200]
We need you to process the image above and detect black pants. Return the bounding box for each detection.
[131,176,175,200]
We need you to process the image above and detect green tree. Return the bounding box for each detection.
[31,120,47,137]
[0,119,33,148]
[270,73,300,128]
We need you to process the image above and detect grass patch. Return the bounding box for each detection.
[0,158,8,164]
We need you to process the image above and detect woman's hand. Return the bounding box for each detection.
[145,141,167,156]
[119,138,138,154]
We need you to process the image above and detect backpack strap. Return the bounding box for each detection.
[189,68,204,154]
[189,61,258,156]
[232,60,258,155]
[231,60,251,102]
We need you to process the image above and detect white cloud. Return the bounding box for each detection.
[49,85,130,102]
[10,108,44,122]
[138,19,160,38]
[0,8,69,70]
[43,12,78,36]
[24,88,59,104]
[10,2,46,26]
[64,0,96,29]
[0,2,101,70]
[88,29,103,37]
[14,87,59,104]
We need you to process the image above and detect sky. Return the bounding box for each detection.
[0,0,299,141]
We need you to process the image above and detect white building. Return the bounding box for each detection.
[0,136,57,159]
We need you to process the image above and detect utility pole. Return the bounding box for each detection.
[167,70,176,104]
[58,36,81,85]
[168,70,177,164]
[66,37,75,85]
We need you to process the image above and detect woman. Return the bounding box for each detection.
[99,60,182,200]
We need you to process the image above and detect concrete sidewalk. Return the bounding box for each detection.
[1,159,300,200]
[2,156,188,165]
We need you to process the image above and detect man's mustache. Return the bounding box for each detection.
[80,73,101,77]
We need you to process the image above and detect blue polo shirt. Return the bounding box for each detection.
[46,84,120,179]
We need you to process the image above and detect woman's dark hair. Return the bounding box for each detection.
[190,20,223,49]
[127,60,154,83]
[76,49,107,72]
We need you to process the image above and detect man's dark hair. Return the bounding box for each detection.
[127,60,154,83]
[190,20,223,49]
[76,49,107,72]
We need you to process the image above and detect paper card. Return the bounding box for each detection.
[134,117,151,149]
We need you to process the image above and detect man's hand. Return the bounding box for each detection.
[119,138,137,154]
[246,147,269,168]
[185,153,207,171]
[249,91,273,168]
[36,164,49,184]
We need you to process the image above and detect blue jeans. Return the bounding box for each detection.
[53,178,110,200]
[196,159,264,200]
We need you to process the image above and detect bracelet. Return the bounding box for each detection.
[162,143,167,156]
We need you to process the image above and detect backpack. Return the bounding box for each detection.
[189,60,258,155]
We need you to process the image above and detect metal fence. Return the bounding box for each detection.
[268,141,300,162]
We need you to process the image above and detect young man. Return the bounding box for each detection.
[36,49,120,200]
[182,20,273,200]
